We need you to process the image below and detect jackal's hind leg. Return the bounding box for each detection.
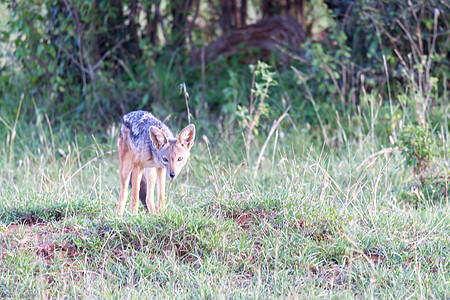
[117,146,133,217]
[130,165,144,215]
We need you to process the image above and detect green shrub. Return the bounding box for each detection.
[397,123,436,185]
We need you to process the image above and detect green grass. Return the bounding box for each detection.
[0,108,449,299]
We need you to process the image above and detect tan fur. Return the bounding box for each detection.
[116,116,195,216]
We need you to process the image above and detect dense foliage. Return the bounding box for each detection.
[1,0,448,132]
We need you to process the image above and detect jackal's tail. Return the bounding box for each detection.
[129,173,148,210]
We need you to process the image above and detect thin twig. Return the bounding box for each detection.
[246,67,257,164]
[92,39,126,71]
[423,9,440,117]
[395,18,422,62]
[9,94,23,164]
[356,147,399,172]
[254,106,290,178]
[246,77,272,160]
[180,83,191,124]
[201,46,205,104]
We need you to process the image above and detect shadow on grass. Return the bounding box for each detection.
[73,215,209,264]
[0,198,101,225]
[1,206,67,225]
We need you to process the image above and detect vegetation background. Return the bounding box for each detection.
[0,0,449,298]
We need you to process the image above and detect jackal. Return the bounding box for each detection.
[116,111,195,216]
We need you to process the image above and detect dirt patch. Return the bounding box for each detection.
[171,235,200,261]
[225,209,284,230]
[229,213,254,229]
[366,253,385,264]
[359,248,387,264]
[1,224,38,237]
[215,205,340,245]
[95,224,204,263]
[0,223,82,262]
[35,242,80,262]
[2,221,206,267]
[318,265,349,288]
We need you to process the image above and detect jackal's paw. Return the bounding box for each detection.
[116,208,124,217]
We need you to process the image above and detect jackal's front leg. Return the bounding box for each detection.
[156,168,166,211]
[131,165,144,215]
[145,168,157,213]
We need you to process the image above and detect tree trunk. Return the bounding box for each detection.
[170,0,192,51]
[127,0,141,59]
[145,3,158,45]
[240,0,247,27]
[294,0,304,29]
[262,0,275,18]
[220,0,235,33]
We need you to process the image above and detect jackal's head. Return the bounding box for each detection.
[149,124,195,179]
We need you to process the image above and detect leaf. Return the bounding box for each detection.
[1,30,10,39]
[47,61,56,73]
[142,93,149,106]
[37,44,43,56]
[45,45,56,58]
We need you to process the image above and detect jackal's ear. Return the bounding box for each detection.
[177,124,195,150]
[149,126,168,150]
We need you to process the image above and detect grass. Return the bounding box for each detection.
[0,106,448,299]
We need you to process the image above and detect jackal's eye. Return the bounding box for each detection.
[177,156,183,162]
[162,157,168,162]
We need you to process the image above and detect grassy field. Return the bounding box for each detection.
[0,105,448,298]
